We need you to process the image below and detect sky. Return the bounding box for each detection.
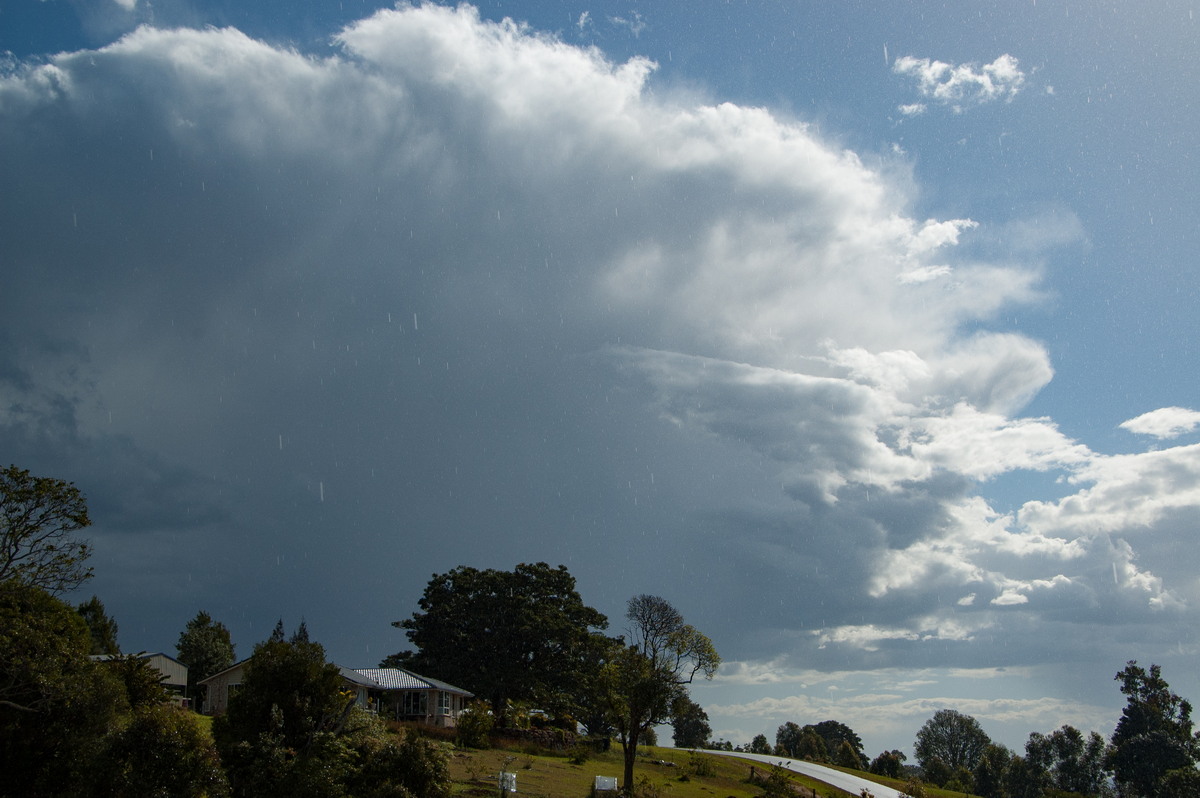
[2,0,1198,758]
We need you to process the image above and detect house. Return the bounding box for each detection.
[196,658,248,715]
[92,652,189,706]
[199,660,472,726]
[353,667,474,727]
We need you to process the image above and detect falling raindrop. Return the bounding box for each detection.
[413,313,419,330]
[319,482,325,502]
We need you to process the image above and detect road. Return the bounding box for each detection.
[683,749,907,798]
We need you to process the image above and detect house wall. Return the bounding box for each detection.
[143,654,188,690]
[201,663,247,716]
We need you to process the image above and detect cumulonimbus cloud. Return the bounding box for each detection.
[0,6,1197,725]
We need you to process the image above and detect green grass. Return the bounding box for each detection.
[444,745,859,798]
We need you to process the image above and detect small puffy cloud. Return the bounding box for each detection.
[1120,407,1200,439]
[894,54,1026,111]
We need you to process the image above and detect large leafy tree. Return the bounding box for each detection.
[0,579,126,795]
[671,697,711,748]
[603,594,719,796]
[749,734,772,755]
[1027,724,1112,797]
[0,465,92,594]
[176,610,236,711]
[915,708,992,780]
[77,594,120,655]
[809,720,866,768]
[387,562,608,722]
[1107,661,1199,798]
[775,721,803,758]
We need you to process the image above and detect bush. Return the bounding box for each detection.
[455,702,493,749]
[102,704,229,797]
[687,750,715,778]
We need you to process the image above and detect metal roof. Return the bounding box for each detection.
[353,667,473,696]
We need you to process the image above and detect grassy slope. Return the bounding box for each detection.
[446,745,857,798]
[446,745,982,798]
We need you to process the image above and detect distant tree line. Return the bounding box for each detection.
[721,663,1199,798]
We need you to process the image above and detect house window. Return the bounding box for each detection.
[438,691,451,714]
[403,691,428,716]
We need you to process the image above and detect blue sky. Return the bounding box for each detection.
[2,0,1198,756]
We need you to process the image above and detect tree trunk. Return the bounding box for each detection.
[622,737,638,797]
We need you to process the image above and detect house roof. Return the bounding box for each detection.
[197,658,250,686]
[197,660,472,698]
[90,651,186,666]
[353,667,473,697]
[338,666,383,689]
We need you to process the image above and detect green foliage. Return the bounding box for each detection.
[756,764,794,798]
[836,739,865,769]
[456,701,494,748]
[214,629,355,796]
[0,464,93,594]
[749,733,772,755]
[671,697,711,748]
[1026,725,1111,797]
[0,579,127,797]
[216,632,348,746]
[775,721,803,758]
[1108,661,1197,798]
[176,610,236,712]
[971,743,1012,798]
[870,749,907,779]
[605,595,719,796]
[105,653,171,710]
[943,765,975,793]
[797,728,830,763]
[77,595,120,655]
[345,715,452,798]
[686,750,716,778]
[101,704,229,798]
[809,720,867,768]
[1004,753,1048,798]
[388,562,609,723]
[914,709,991,776]
[921,757,952,787]
[215,628,452,798]
[1159,766,1200,798]
[898,777,929,798]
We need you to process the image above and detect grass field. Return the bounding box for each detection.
[445,744,856,798]
[444,744,983,798]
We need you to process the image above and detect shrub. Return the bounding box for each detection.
[455,702,493,749]
[102,704,229,797]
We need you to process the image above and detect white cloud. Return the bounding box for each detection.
[894,54,1026,111]
[1120,407,1200,439]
